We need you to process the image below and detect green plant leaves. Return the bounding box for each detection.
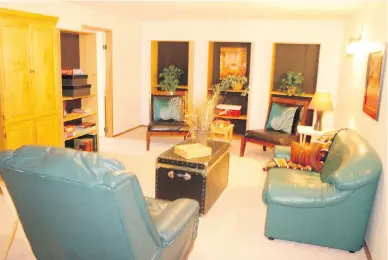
[211,75,248,96]
[158,64,184,92]
[278,71,304,93]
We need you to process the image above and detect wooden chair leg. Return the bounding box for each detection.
[146,132,151,151]
[263,146,267,152]
[240,136,247,157]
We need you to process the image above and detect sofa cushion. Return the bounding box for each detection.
[320,129,383,190]
[148,121,189,132]
[262,168,353,208]
[245,129,298,146]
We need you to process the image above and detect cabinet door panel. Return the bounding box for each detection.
[5,121,36,149]
[0,18,33,122]
[30,23,59,116]
[35,115,61,147]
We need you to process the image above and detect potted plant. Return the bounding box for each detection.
[158,64,184,93]
[226,75,248,91]
[212,75,248,95]
[279,71,304,96]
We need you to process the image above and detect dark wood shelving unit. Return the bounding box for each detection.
[207,41,252,135]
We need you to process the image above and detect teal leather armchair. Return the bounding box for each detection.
[262,129,382,252]
[0,146,199,260]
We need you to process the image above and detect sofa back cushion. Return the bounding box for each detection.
[320,129,382,190]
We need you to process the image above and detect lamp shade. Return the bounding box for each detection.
[309,91,334,111]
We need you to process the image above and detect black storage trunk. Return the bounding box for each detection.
[156,140,230,215]
[62,74,88,86]
[62,84,91,97]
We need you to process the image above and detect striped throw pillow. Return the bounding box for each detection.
[290,142,324,172]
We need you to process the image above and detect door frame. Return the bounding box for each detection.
[81,25,113,137]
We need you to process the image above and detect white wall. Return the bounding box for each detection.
[140,20,344,129]
[335,2,387,260]
[0,2,142,135]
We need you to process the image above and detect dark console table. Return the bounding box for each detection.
[155,140,230,215]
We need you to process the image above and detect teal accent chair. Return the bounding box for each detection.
[262,129,382,253]
[0,146,199,260]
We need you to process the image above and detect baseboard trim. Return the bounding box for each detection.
[113,125,145,137]
[364,241,372,260]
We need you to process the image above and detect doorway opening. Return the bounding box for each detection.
[81,25,114,138]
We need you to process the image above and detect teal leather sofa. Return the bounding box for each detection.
[262,129,382,252]
[0,146,199,260]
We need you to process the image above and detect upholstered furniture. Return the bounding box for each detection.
[240,96,310,156]
[262,129,382,252]
[147,91,189,151]
[0,146,199,260]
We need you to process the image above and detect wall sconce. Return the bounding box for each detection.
[347,35,363,56]
[347,35,384,56]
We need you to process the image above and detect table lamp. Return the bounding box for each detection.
[308,91,333,131]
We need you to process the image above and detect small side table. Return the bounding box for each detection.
[297,125,324,146]
[211,124,234,143]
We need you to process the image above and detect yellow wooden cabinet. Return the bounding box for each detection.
[0,9,61,150]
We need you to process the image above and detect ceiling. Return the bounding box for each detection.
[70,0,375,20]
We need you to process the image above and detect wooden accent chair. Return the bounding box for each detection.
[146,91,189,151]
[240,96,310,157]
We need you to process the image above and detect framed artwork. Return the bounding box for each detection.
[363,45,386,121]
[220,47,248,79]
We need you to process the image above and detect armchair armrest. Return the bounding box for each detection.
[153,198,199,244]
[262,168,353,208]
[273,146,291,159]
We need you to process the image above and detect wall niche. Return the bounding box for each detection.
[151,41,190,89]
[272,43,320,94]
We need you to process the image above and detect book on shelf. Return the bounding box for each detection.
[61,68,86,76]
[79,134,98,152]
[71,108,92,114]
[74,138,94,152]
[75,122,96,131]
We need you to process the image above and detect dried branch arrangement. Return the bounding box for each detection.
[185,87,226,136]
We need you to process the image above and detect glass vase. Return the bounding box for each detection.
[195,129,209,146]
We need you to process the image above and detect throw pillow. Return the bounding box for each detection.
[290,142,324,172]
[265,103,298,134]
[263,157,312,172]
[313,130,339,163]
[153,96,184,121]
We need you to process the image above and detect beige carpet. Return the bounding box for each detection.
[0,128,367,259]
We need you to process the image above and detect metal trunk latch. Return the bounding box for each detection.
[168,171,192,180]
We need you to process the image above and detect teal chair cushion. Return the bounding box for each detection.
[153,96,184,121]
[265,103,298,134]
